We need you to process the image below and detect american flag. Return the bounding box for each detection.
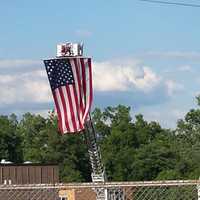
[44,58,93,134]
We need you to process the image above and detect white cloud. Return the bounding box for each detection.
[136,106,187,129]
[0,59,40,68]
[0,75,16,83]
[0,59,42,75]
[0,58,180,122]
[93,60,161,93]
[0,60,52,106]
[163,65,193,74]
[0,58,174,106]
[133,67,161,92]
[165,80,184,96]
[143,51,200,60]
[172,109,185,119]
[178,65,192,72]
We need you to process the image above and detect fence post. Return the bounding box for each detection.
[198,178,200,200]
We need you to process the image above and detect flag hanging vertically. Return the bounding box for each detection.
[44,58,93,134]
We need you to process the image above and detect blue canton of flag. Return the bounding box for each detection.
[45,59,74,90]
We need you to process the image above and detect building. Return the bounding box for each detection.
[0,163,59,185]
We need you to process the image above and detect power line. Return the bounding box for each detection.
[138,0,200,7]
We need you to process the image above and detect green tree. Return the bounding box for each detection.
[3,100,200,182]
[173,96,200,179]
[17,112,90,182]
[94,105,175,181]
[0,114,22,162]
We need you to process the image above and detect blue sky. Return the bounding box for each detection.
[1,0,200,128]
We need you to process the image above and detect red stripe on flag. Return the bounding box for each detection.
[58,87,70,132]
[73,58,84,117]
[72,84,84,130]
[80,58,87,100]
[81,58,93,123]
[88,58,93,112]
[52,92,64,133]
[65,86,78,132]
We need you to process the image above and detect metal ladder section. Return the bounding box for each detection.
[84,116,125,200]
[84,116,106,200]
[84,116,106,182]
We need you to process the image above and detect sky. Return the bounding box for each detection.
[0,0,200,129]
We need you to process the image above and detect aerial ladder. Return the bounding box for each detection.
[84,115,107,200]
[84,115,124,200]
[55,43,124,200]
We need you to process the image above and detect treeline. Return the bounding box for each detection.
[1,98,200,182]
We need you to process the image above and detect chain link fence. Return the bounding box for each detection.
[0,180,199,200]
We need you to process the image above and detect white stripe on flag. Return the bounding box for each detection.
[82,59,91,123]
[72,59,84,120]
[62,86,74,132]
[77,58,85,112]
[55,88,67,132]
[69,86,80,131]
[70,59,82,124]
